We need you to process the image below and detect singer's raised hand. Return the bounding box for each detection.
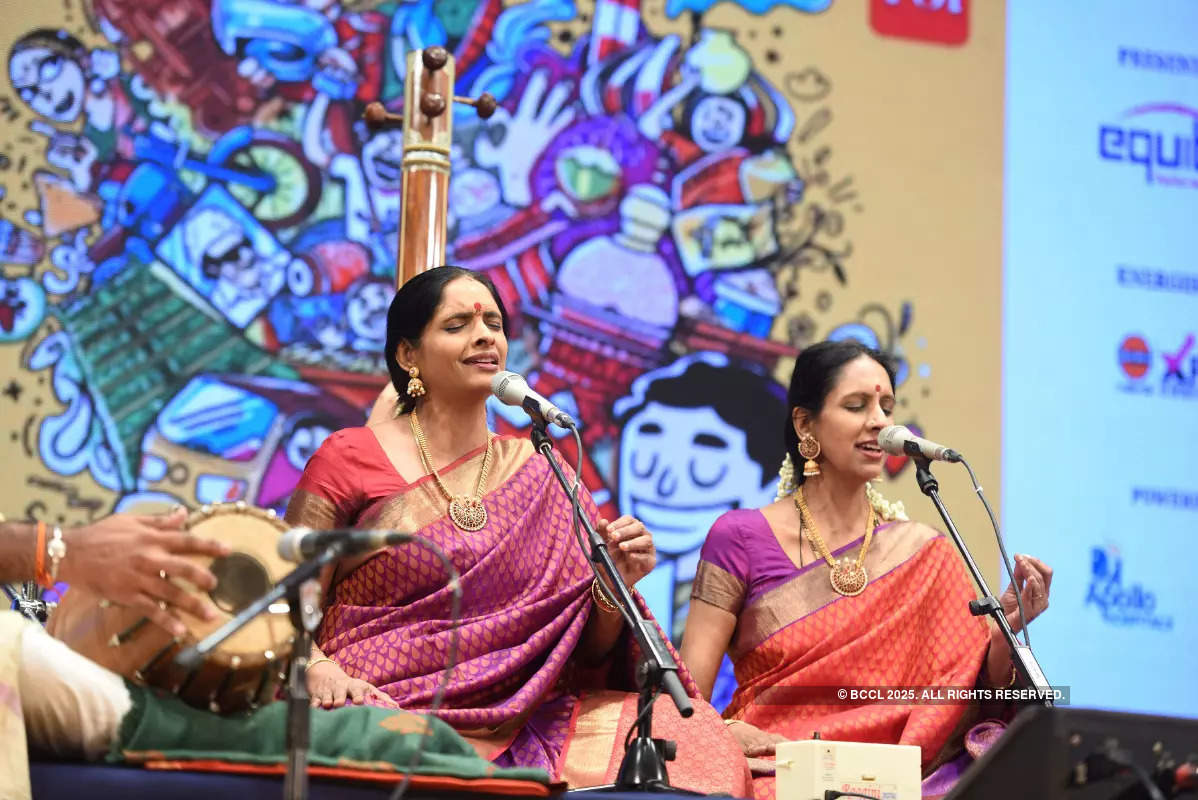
[597,515,657,587]
[1000,553,1053,632]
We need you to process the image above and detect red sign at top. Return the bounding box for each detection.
[870,0,969,46]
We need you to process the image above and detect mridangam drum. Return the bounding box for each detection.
[46,502,294,713]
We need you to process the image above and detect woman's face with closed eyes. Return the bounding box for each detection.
[398,276,508,402]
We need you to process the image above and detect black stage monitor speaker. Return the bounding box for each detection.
[945,705,1198,800]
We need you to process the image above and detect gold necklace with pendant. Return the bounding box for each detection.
[409,410,493,531]
[794,486,877,597]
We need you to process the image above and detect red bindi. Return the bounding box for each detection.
[473,302,482,315]
[875,384,882,393]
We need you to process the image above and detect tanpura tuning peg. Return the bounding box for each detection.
[422,47,449,71]
[419,92,447,118]
[363,102,402,129]
[473,93,498,119]
[454,92,498,120]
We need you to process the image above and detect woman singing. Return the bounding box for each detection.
[285,266,750,792]
[679,340,1053,799]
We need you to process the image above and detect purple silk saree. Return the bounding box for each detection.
[286,427,750,793]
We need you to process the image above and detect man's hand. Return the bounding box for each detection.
[58,508,230,636]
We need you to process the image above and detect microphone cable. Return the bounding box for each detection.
[957,456,1031,649]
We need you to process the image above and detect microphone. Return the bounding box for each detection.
[491,371,576,428]
[878,425,962,463]
[276,528,413,562]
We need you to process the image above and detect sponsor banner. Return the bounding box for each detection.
[1006,0,1198,718]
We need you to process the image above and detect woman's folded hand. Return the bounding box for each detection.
[726,719,789,757]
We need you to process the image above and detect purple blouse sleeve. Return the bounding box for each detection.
[690,511,749,614]
[699,512,750,580]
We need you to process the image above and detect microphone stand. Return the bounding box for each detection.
[8,581,50,622]
[525,411,699,794]
[908,451,1054,705]
[175,541,347,800]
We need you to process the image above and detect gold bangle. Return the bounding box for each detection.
[1006,662,1018,687]
[308,657,338,670]
[591,579,620,614]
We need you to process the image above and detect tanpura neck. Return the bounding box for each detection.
[800,474,870,549]
[410,398,491,466]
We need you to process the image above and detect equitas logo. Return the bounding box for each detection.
[1099,103,1198,187]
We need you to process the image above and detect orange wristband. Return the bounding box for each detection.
[35,521,54,589]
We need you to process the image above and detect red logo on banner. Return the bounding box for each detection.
[870,0,969,46]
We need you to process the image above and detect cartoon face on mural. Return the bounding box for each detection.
[8,30,88,123]
[2,0,934,703]
[344,277,392,350]
[619,403,772,551]
[161,194,292,328]
[0,276,47,343]
[689,95,748,153]
[189,210,263,287]
[361,129,405,190]
[283,417,333,471]
[613,353,786,635]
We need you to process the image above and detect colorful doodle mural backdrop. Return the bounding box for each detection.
[1,0,1004,705]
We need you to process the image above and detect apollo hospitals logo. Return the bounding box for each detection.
[1098,103,1198,188]
[1085,545,1173,631]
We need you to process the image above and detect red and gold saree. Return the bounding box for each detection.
[693,508,1000,799]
